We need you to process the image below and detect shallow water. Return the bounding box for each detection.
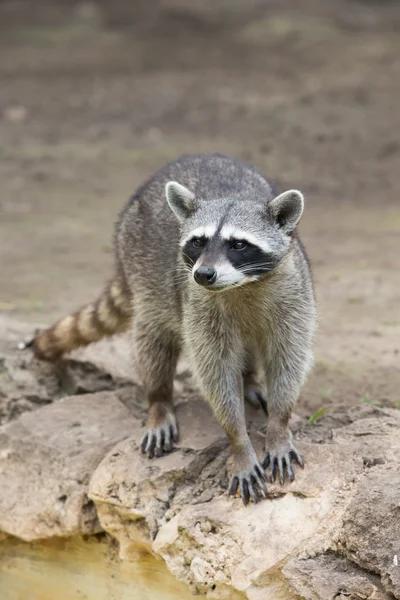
[0,534,204,600]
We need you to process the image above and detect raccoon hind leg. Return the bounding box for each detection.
[243,354,268,416]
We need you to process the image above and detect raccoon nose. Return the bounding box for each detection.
[194,266,217,286]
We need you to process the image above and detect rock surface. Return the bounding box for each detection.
[0,317,399,599]
[283,554,391,600]
[0,392,139,540]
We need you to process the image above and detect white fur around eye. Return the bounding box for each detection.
[180,225,217,247]
[220,225,272,253]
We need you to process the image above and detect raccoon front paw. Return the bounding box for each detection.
[228,451,268,505]
[140,403,179,459]
[262,430,304,485]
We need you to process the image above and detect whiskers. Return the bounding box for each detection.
[169,260,193,285]
[238,261,275,275]
[181,252,194,266]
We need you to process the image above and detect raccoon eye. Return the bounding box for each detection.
[231,240,247,251]
[192,237,205,248]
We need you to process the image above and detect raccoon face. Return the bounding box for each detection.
[166,181,304,291]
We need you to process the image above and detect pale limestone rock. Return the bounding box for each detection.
[0,392,138,540]
[89,400,228,552]
[0,316,400,599]
[283,554,392,600]
[90,403,400,599]
[338,465,400,598]
[152,444,360,598]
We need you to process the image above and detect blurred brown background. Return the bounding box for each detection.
[0,0,399,415]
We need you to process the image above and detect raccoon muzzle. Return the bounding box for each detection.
[32,277,132,361]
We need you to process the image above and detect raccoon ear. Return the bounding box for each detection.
[165,181,196,221]
[269,189,304,234]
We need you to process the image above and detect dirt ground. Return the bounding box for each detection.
[0,0,399,419]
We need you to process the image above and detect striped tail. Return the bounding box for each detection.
[32,276,132,361]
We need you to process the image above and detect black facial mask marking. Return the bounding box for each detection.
[182,234,278,277]
[227,243,278,276]
[181,237,207,268]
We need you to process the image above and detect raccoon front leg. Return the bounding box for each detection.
[190,341,267,504]
[134,322,180,458]
[208,374,267,504]
[262,345,312,484]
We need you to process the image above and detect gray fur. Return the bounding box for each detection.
[268,189,304,234]
[116,153,316,503]
[165,181,195,220]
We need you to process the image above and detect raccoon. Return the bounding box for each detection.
[32,153,316,505]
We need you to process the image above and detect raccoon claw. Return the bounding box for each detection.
[140,419,179,459]
[244,387,268,416]
[262,446,304,485]
[228,461,268,505]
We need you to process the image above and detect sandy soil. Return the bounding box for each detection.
[0,0,399,418]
